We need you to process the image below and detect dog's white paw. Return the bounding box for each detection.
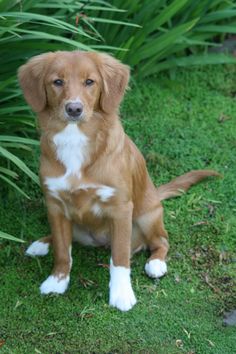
[26,240,49,257]
[109,259,137,311]
[145,259,167,278]
[40,275,69,294]
[109,282,137,312]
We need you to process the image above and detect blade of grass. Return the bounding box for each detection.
[0,146,39,185]
[0,136,39,145]
[0,174,30,199]
[0,230,25,243]
[142,53,236,77]
[135,18,199,63]
[200,9,236,23]
[144,0,190,35]
[2,29,93,50]
[196,24,236,34]
[34,4,126,12]
[1,12,95,39]
[0,166,18,178]
[89,17,141,27]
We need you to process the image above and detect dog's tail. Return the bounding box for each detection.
[156,170,220,202]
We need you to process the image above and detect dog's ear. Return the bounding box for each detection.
[95,53,130,114]
[18,52,54,112]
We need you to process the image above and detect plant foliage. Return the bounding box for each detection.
[1,0,236,241]
[92,0,236,77]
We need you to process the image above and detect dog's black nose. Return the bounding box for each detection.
[65,101,83,119]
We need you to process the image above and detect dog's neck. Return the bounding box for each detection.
[39,111,125,168]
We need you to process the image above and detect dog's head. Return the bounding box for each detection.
[18,51,130,124]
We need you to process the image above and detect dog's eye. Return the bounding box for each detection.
[53,79,64,87]
[85,79,94,86]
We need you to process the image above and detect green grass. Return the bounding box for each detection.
[0,65,236,354]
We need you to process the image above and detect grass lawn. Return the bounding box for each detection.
[0,65,236,354]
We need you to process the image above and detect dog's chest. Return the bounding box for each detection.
[44,124,115,220]
[53,123,89,177]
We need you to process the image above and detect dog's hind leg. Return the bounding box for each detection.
[25,235,52,257]
[137,205,169,278]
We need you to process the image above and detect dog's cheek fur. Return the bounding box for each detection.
[18,52,55,113]
[82,86,101,120]
[46,85,65,116]
[95,53,130,114]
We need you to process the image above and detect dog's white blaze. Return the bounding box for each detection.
[109,258,137,312]
[26,240,49,257]
[145,259,167,278]
[40,274,70,294]
[96,186,115,202]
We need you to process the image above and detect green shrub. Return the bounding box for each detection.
[94,0,236,77]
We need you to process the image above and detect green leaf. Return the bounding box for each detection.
[142,53,236,77]
[0,146,39,185]
[146,0,190,33]
[0,174,30,199]
[89,17,141,28]
[0,166,18,178]
[3,28,93,50]
[200,10,236,23]
[196,24,236,34]
[135,18,199,63]
[1,12,95,39]
[0,136,39,145]
[34,4,126,12]
[0,230,25,243]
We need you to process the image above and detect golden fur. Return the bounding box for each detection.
[18,51,218,310]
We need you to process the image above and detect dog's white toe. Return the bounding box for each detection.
[109,282,137,312]
[145,259,167,278]
[26,240,49,257]
[40,275,69,294]
[109,259,137,311]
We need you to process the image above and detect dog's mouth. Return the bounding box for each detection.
[64,113,84,123]
[63,109,85,124]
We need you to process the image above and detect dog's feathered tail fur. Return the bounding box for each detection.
[156,170,220,202]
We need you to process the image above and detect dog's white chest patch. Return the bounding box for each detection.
[53,123,89,176]
[44,124,89,194]
[43,124,116,218]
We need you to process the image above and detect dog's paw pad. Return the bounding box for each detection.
[145,259,167,278]
[40,275,69,294]
[109,284,137,312]
[26,240,49,257]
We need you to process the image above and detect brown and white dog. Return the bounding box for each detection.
[18,51,218,311]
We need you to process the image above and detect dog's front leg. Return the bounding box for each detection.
[40,201,72,295]
[109,201,137,311]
